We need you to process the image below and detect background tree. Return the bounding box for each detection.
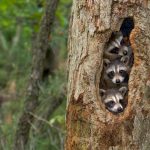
[0,0,71,149]
[13,0,59,149]
[66,0,150,149]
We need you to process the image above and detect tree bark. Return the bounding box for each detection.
[13,0,59,149]
[66,0,150,149]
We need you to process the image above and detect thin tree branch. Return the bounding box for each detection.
[35,88,66,131]
[29,112,65,134]
[11,25,22,50]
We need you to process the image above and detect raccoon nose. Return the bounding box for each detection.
[117,107,123,113]
[123,51,127,55]
[116,79,120,83]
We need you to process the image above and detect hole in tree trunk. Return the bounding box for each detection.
[99,17,134,115]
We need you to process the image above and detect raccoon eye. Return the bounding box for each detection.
[111,47,119,54]
[108,71,114,79]
[123,51,127,55]
[106,101,115,108]
[119,70,125,75]
[119,99,124,104]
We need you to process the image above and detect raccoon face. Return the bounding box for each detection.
[100,87,127,114]
[104,57,129,84]
[106,32,132,58]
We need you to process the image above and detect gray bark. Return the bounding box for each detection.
[66,0,150,149]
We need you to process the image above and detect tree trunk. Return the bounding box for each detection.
[13,0,59,149]
[66,0,150,149]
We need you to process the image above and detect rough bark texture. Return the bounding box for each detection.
[13,0,59,149]
[66,0,150,149]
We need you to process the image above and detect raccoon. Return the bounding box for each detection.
[104,32,133,62]
[99,87,128,114]
[104,31,123,60]
[101,56,130,88]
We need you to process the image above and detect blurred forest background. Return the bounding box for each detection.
[0,0,71,149]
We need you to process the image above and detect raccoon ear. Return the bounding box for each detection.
[103,59,110,67]
[121,56,129,65]
[119,86,128,96]
[116,32,123,43]
[112,31,122,38]
[99,89,106,97]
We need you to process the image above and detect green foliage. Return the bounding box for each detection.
[0,0,72,149]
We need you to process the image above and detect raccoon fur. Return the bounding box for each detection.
[101,56,130,88]
[100,87,128,114]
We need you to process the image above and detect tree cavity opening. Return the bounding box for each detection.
[99,17,134,115]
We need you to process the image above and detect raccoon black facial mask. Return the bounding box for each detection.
[100,87,127,114]
[103,56,129,85]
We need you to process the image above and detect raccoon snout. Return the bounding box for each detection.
[117,107,123,113]
[112,76,124,84]
[116,79,120,84]
[123,51,127,55]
